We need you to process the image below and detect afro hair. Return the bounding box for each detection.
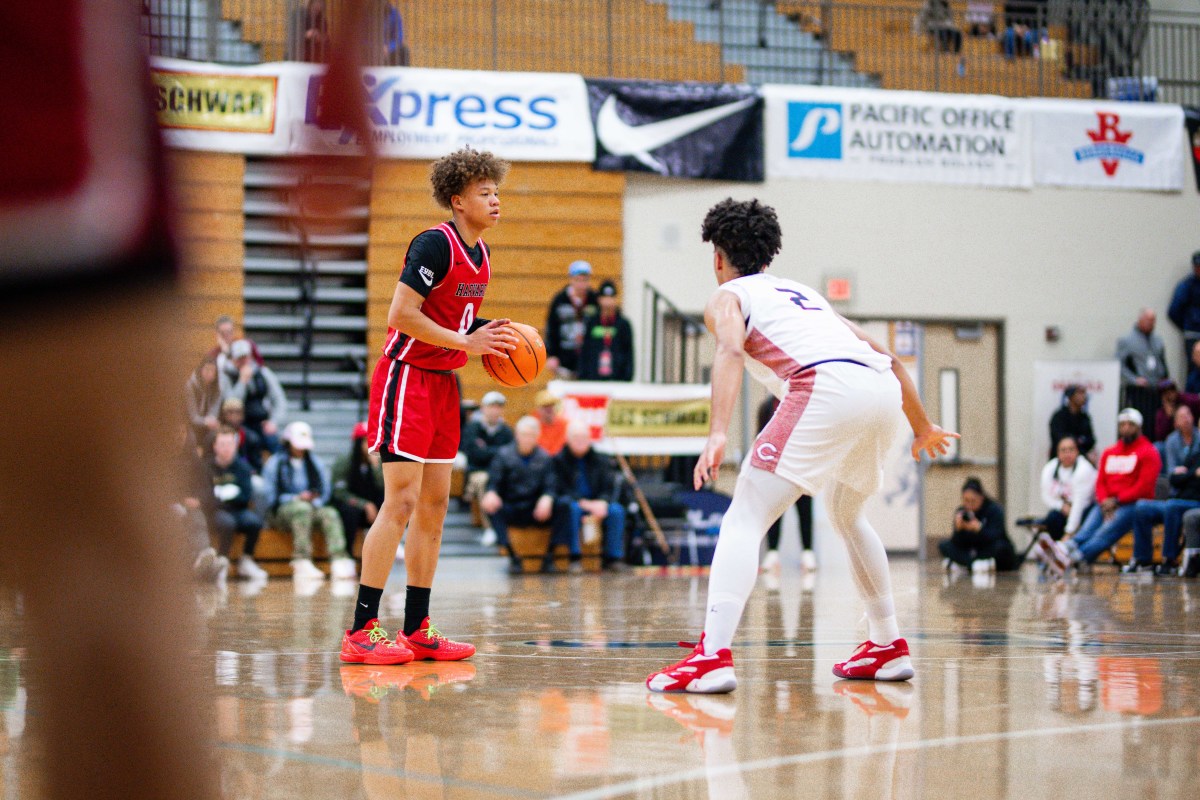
[700,198,782,277]
[430,147,510,210]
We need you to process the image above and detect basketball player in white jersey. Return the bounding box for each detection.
[647,199,958,693]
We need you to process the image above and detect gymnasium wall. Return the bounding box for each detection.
[169,150,246,362]
[620,158,1200,519]
[368,161,625,420]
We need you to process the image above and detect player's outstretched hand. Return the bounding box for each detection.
[911,424,960,461]
[693,433,726,490]
[464,318,519,357]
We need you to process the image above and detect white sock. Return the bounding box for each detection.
[827,482,902,646]
[702,467,801,655]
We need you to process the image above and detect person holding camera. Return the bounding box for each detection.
[939,477,1018,573]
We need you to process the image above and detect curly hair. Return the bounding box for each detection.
[700,198,782,276]
[429,147,510,210]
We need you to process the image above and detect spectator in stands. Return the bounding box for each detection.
[918,0,963,54]
[381,1,409,65]
[463,391,514,547]
[207,314,262,382]
[332,422,385,554]
[1058,408,1161,570]
[185,355,223,445]
[578,280,635,382]
[1002,0,1046,58]
[207,426,266,582]
[553,421,628,572]
[1129,408,1200,574]
[176,425,227,584]
[1187,342,1200,394]
[757,396,816,571]
[1154,380,1200,444]
[292,0,329,62]
[545,261,598,379]
[1048,384,1096,460]
[217,397,265,474]
[1117,308,1169,430]
[1038,436,1097,541]
[1167,251,1200,378]
[535,390,569,456]
[225,338,287,454]
[965,0,995,36]
[481,416,557,574]
[939,477,1018,573]
[1178,508,1200,577]
[262,421,356,581]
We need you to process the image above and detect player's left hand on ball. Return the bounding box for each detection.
[465,318,519,357]
[694,433,726,490]
[911,425,960,461]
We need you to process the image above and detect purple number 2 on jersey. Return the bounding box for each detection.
[776,288,821,311]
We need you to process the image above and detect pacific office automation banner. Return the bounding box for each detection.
[764,84,1032,187]
[1030,99,1185,191]
[151,58,595,161]
[547,381,712,456]
[586,80,763,181]
[152,57,287,154]
[297,64,595,161]
[1186,107,1200,193]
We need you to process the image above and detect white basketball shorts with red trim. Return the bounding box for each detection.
[750,362,904,497]
[366,356,461,463]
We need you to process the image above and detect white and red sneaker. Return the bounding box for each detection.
[646,635,737,694]
[1034,532,1072,577]
[832,638,914,681]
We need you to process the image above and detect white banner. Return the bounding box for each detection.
[764,84,1032,187]
[547,380,711,456]
[152,58,595,162]
[1029,360,1121,515]
[1030,99,1185,191]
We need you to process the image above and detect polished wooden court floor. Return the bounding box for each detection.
[4,552,1200,798]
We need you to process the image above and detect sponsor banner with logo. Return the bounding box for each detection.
[764,84,1031,187]
[293,64,594,161]
[586,80,763,182]
[151,58,594,161]
[547,381,712,456]
[1029,99,1185,191]
[1185,106,1200,193]
[152,57,286,154]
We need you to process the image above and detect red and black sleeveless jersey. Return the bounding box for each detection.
[382,221,491,372]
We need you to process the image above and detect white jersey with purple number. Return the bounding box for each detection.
[719,273,892,398]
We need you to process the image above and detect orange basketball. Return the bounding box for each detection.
[482,322,546,387]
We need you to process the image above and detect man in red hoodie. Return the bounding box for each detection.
[1051,408,1162,570]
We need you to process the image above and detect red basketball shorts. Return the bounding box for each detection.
[366,357,461,463]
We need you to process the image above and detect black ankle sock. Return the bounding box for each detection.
[352,584,385,632]
[403,585,431,636]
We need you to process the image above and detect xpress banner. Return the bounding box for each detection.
[1029,99,1184,191]
[586,80,763,181]
[764,84,1031,187]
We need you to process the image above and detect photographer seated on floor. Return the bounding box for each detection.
[939,477,1019,574]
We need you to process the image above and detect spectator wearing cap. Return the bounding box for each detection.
[534,390,569,456]
[1048,384,1096,460]
[578,280,635,382]
[481,416,557,573]
[262,421,355,581]
[207,426,266,581]
[206,314,262,384]
[544,260,599,379]
[224,339,287,454]
[1116,308,1169,430]
[332,422,386,551]
[1058,408,1161,569]
[1168,250,1200,377]
[1154,379,1200,443]
[462,391,514,547]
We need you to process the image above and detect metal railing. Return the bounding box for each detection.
[643,282,706,385]
[141,0,1199,101]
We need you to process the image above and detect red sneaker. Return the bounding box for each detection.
[832,638,914,681]
[646,635,737,694]
[340,619,415,665]
[397,617,476,661]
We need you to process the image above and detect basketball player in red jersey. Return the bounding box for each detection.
[341,148,518,664]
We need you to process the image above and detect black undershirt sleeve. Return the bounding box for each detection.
[398,231,452,298]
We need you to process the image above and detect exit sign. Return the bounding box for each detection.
[825,277,852,302]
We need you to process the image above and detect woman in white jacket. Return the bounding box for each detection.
[1040,436,1097,539]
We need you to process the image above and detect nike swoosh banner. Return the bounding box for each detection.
[586,79,763,182]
